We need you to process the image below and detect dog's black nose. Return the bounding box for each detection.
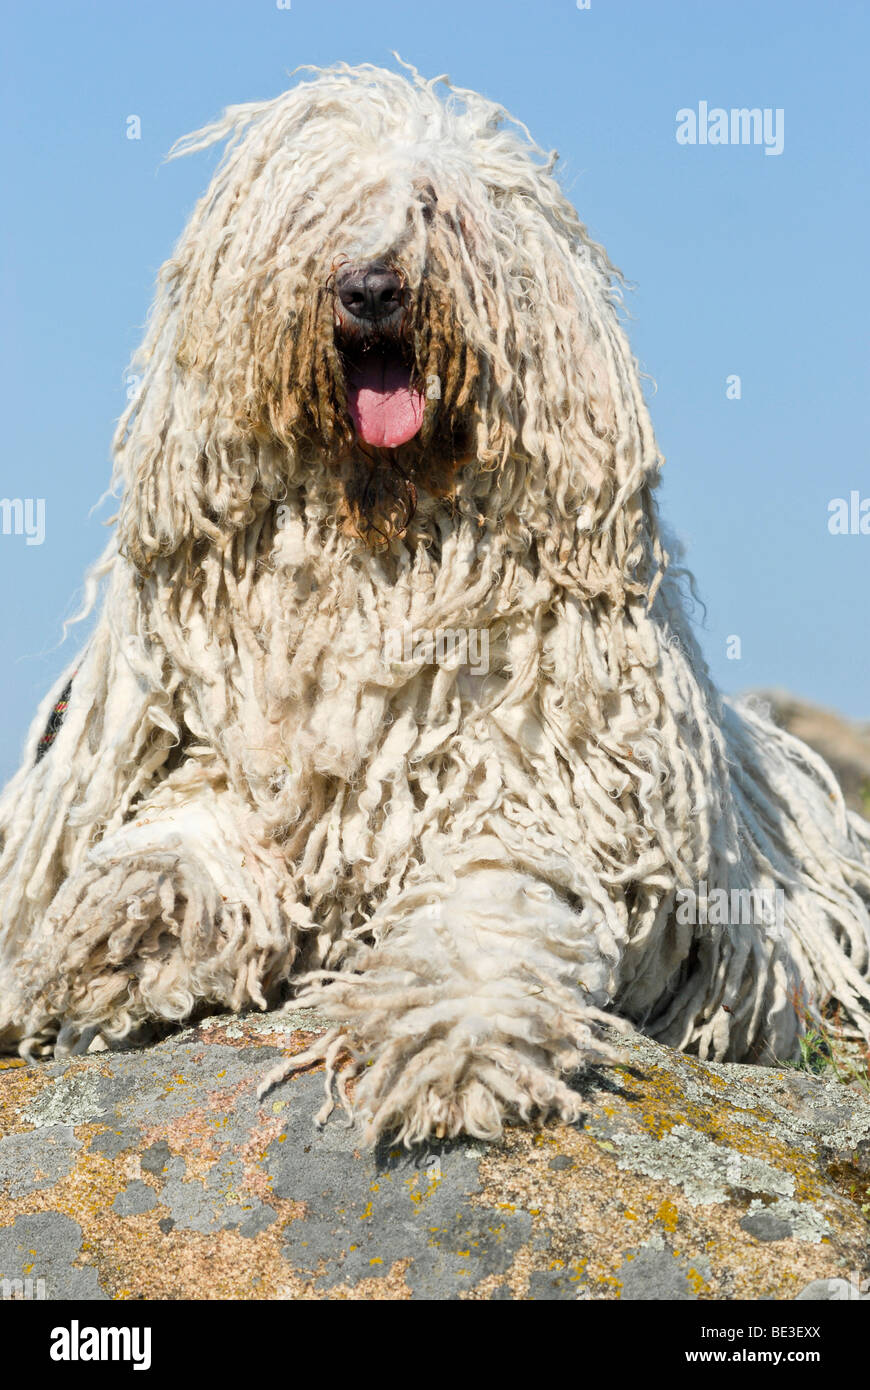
[336,263,404,321]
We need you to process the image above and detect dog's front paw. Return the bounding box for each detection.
[259,869,628,1144]
[259,964,625,1145]
[350,1033,596,1145]
[10,1022,60,1063]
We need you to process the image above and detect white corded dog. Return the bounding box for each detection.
[1,62,868,1144]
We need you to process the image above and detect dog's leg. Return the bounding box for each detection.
[629,691,870,1068]
[0,780,309,1058]
[723,698,870,1048]
[260,860,629,1145]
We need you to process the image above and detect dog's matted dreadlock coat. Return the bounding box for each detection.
[1,62,869,1144]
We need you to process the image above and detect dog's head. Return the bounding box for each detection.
[115,62,662,593]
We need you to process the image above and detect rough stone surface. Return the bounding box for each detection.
[1,1011,869,1300]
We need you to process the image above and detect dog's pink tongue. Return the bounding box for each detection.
[346,356,424,448]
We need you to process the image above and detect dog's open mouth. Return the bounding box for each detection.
[333,262,425,450]
[343,344,425,449]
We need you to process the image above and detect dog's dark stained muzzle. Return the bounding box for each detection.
[336,263,405,329]
[333,261,424,449]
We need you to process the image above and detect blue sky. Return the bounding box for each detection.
[0,0,867,781]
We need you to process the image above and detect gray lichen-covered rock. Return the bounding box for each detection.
[0,1012,868,1300]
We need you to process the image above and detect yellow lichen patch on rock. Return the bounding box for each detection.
[656,1199,679,1234]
